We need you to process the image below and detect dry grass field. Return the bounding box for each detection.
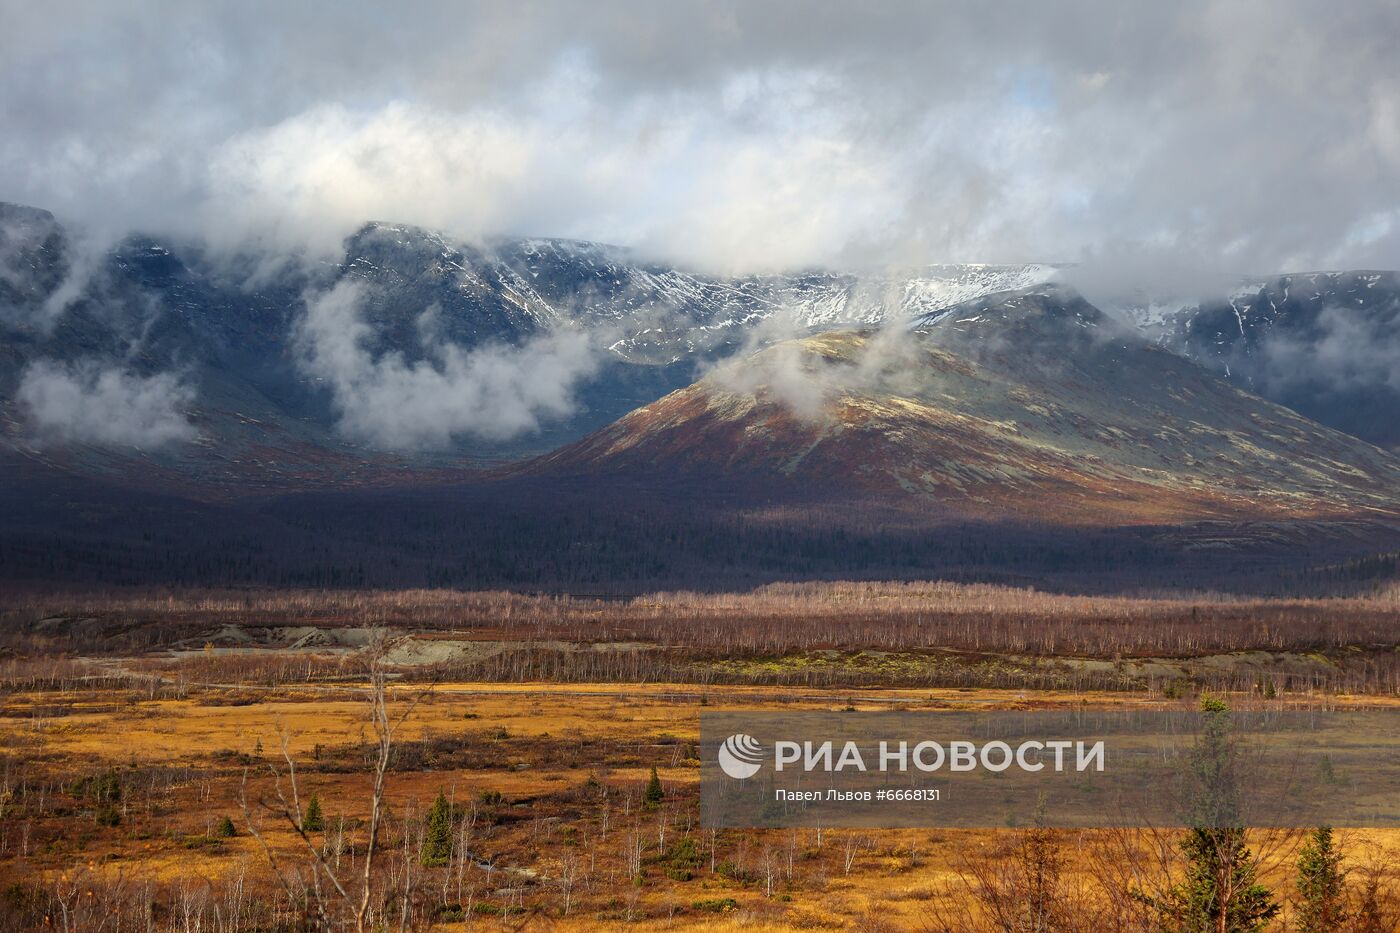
[2,584,1399,929]
[2,682,1399,930]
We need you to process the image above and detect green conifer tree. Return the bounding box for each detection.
[1145,697,1279,932]
[422,791,453,867]
[1294,826,1347,932]
[644,767,664,810]
[302,793,324,832]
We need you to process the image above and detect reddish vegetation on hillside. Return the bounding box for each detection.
[527,303,1400,525]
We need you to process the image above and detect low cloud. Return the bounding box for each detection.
[33,233,109,332]
[1059,242,1241,318]
[1,206,138,335]
[1255,305,1400,393]
[17,358,196,446]
[711,336,835,422]
[706,296,923,421]
[296,280,603,450]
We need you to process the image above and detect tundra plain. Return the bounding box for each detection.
[2,584,1400,929]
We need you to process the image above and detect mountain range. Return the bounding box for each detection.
[2,199,1398,589]
[528,288,1400,525]
[0,202,1068,490]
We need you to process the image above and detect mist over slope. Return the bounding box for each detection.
[3,202,1400,589]
[0,201,1060,486]
[525,288,1400,525]
[1,199,1397,500]
[1167,272,1400,450]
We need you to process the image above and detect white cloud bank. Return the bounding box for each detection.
[17,359,196,447]
[5,2,1398,276]
[296,281,602,450]
[1257,305,1400,393]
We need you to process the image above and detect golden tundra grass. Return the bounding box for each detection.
[2,682,1399,930]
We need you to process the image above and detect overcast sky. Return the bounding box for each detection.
[3,0,1399,277]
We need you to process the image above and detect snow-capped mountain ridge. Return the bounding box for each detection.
[526,289,1400,525]
[334,220,1063,359]
[3,199,1398,496]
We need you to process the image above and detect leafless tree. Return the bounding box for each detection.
[760,843,778,896]
[555,850,582,915]
[843,832,869,875]
[241,648,434,932]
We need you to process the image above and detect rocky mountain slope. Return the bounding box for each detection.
[2,198,1398,500]
[0,201,1060,489]
[3,203,1399,588]
[526,288,1400,525]
[1165,272,1400,450]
